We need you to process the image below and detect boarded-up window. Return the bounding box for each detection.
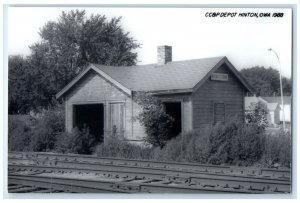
[109,103,125,136]
[214,103,225,123]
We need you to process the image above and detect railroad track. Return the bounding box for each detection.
[8,151,291,194]
[8,183,64,193]
[8,151,291,178]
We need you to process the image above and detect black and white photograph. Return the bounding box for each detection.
[4,3,295,197]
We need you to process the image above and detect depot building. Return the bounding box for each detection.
[56,46,252,144]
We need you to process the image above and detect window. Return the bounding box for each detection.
[214,103,225,123]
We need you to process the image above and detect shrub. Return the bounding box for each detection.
[261,130,291,168]
[245,101,269,130]
[95,135,153,159]
[151,130,211,163]
[8,115,33,151]
[8,103,65,152]
[55,127,97,154]
[184,130,211,163]
[151,116,266,166]
[133,92,174,147]
[71,127,97,154]
[207,117,265,166]
[54,131,74,154]
[152,135,184,162]
[30,104,65,152]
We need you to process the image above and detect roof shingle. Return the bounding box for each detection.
[56,55,253,99]
[93,56,225,92]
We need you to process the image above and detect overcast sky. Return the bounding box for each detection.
[8,7,292,78]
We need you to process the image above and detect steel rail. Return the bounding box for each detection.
[8,157,290,183]
[8,173,269,194]
[8,162,290,193]
[8,174,130,193]
[9,151,230,171]
[8,151,291,178]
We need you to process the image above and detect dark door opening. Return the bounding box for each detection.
[164,102,182,139]
[73,104,104,142]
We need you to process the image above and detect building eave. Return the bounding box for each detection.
[146,88,193,95]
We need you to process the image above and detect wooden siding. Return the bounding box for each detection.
[65,70,146,141]
[63,63,246,140]
[192,64,246,130]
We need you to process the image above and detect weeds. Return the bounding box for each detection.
[95,135,152,159]
[9,109,291,168]
[260,130,291,168]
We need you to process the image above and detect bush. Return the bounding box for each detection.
[151,135,184,162]
[30,104,65,152]
[95,135,153,159]
[245,101,269,130]
[207,117,265,166]
[184,131,211,163]
[54,131,74,154]
[55,127,97,154]
[151,130,210,163]
[8,115,33,151]
[151,116,266,166]
[70,127,97,154]
[8,103,65,152]
[133,92,174,147]
[261,130,291,168]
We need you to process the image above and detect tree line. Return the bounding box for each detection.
[240,66,292,97]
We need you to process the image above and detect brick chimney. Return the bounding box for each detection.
[157,45,172,65]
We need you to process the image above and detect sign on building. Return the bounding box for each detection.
[211,73,228,81]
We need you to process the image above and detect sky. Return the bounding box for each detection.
[7,7,292,78]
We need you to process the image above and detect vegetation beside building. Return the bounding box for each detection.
[8,107,291,169]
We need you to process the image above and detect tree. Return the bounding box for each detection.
[282,77,292,96]
[245,101,269,130]
[9,10,140,113]
[8,55,32,114]
[134,92,174,148]
[240,66,291,96]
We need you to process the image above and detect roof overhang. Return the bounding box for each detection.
[56,64,132,99]
[147,88,193,95]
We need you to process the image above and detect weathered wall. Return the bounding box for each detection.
[192,64,246,130]
[64,63,247,141]
[65,70,146,141]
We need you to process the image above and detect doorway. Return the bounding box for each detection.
[164,102,182,138]
[73,104,104,142]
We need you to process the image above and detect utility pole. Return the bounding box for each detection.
[268,48,286,130]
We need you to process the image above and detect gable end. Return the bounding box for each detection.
[192,57,253,93]
[56,65,132,99]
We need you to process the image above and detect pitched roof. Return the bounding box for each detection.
[56,56,253,99]
[93,56,225,92]
[263,96,291,105]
